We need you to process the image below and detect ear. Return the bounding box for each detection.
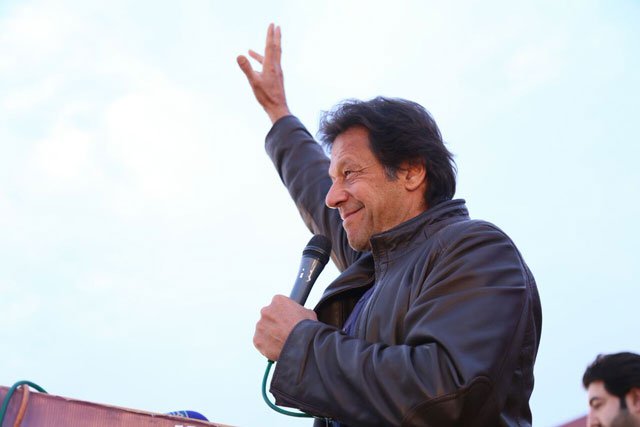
[626,387,640,415]
[400,161,427,192]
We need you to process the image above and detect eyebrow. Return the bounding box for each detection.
[589,397,602,407]
[328,157,363,178]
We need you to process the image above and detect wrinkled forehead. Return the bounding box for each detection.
[329,127,374,161]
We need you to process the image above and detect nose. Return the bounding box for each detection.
[325,180,348,209]
[586,412,598,427]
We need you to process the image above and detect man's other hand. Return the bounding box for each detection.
[254,294,317,361]
[237,23,291,124]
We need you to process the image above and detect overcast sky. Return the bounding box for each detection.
[1,1,639,426]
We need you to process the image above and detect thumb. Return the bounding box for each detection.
[236,55,255,81]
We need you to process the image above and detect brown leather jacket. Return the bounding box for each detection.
[265,116,542,427]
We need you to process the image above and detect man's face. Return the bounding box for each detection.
[587,381,639,427]
[325,126,424,251]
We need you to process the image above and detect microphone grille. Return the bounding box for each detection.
[302,234,332,265]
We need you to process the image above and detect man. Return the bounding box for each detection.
[584,352,640,427]
[238,24,541,426]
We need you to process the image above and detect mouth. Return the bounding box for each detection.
[341,207,362,222]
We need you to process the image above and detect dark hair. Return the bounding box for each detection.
[318,97,456,207]
[583,352,640,404]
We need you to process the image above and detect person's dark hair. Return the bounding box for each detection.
[583,352,640,407]
[318,97,456,207]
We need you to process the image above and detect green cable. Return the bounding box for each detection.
[262,360,313,418]
[0,380,47,426]
[3,371,329,424]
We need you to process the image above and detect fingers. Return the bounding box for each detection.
[264,23,281,68]
[238,23,290,123]
[253,295,317,360]
[254,296,285,360]
[236,55,256,82]
[252,23,280,72]
[274,25,282,64]
[248,49,264,64]
[265,22,274,53]
[253,324,278,361]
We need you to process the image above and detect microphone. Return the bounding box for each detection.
[259,235,332,416]
[289,235,332,305]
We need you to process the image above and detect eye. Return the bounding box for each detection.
[344,168,363,178]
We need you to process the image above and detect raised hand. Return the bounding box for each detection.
[237,23,291,124]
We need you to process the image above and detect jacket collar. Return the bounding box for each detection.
[316,199,469,307]
[369,199,469,263]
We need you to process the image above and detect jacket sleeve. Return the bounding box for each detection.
[265,115,360,271]
[270,221,538,426]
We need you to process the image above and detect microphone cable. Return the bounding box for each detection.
[260,235,333,424]
[261,360,310,418]
[0,380,47,426]
[262,360,332,425]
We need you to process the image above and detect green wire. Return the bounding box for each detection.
[2,371,329,424]
[0,380,47,426]
[262,360,313,418]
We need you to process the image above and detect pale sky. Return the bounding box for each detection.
[1,1,639,426]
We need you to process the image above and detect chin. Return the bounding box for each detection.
[347,236,371,252]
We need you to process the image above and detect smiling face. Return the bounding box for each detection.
[325,126,427,251]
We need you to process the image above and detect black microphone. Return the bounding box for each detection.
[289,235,332,305]
[259,235,332,415]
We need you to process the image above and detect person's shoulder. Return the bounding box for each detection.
[435,217,518,250]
